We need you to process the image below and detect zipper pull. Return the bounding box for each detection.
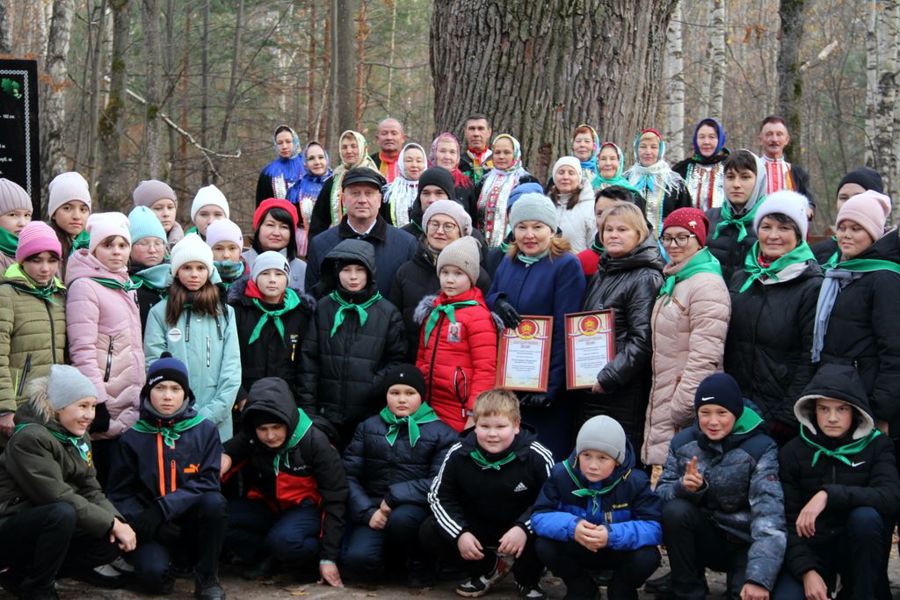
[206,336,211,368]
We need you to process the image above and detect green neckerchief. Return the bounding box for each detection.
[829,257,900,276]
[185,225,199,236]
[658,247,722,298]
[423,299,479,346]
[823,249,839,270]
[71,230,90,253]
[131,413,206,448]
[90,276,143,292]
[0,227,17,258]
[730,407,764,435]
[214,259,245,282]
[470,447,517,470]
[590,237,603,255]
[498,240,510,254]
[379,403,439,447]
[49,429,91,462]
[328,290,382,337]
[738,241,815,292]
[249,288,301,344]
[563,458,627,514]
[273,409,314,475]
[800,426,880,467]
[130,263,171,292]
[516,249,549,266]
[712,200,762,242]
[4,262,65,302]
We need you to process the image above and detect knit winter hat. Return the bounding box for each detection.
[48,172,92,218]
[662,208,709,247]
[170,233,214,276]
[145,352,192,398]
[381,363,426,399]
[254,198,299,229]
[127,206,167,244]
[436,236,480,284]
[552,156,583,181]
[838,167,884,195]
[846,189,891,218]
[694,372,744,419]
[416,167,455,201]
[16,221,61,262]
[48,364,98,410]
[86,212,131,254]
[509,193,558,231]
[836,192,889,242]
[752,190,810,240]
[423,199,472,236]
[205,218,244,249]
[0,178,31,215]
[507,182,543,213]
[132,179,177,208]
[190,184,230,221]
[251,250,290,282]
[575,415,626,464]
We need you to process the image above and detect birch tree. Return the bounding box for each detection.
[664,1,685,162]
[41,0,76,183]
[865,0,900,208]
[708,0,726,119]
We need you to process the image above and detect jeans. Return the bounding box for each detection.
[225,498,321,567]
[342,503,429,581]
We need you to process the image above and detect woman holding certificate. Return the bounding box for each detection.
[487,193,586,460]
[581,202,664,457]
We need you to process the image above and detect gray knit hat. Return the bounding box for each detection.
[48,365,98,410]
[0,178,31,215]
[133,179,177,208]
[422,199,472,236]
[251,250,290,282]
[509,192,558,232]
[436,236,480,284]
[575,415,626,463]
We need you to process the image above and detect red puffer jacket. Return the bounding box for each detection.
[415,287,498,432]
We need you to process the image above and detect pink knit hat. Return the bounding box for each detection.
[86,212,131,254]
[836,193,889,242]
[16,221,61,262]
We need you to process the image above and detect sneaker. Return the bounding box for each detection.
[194,576,226,600]
[455,554,514,598]
[517,582,547,599]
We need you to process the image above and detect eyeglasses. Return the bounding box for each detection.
[660,233,697,247]
[133,238,167,250]
[427,221,459,233]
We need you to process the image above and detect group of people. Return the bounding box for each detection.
[0,109,894,600]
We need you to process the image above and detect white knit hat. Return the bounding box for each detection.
[190,185,230,221]
[170,233,214,275]
[752,190,810,240]
[552,156,583,181]
[48,172,92,218]
[86,212,131,254]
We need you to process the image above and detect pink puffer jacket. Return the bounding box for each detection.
[65,250,145,440]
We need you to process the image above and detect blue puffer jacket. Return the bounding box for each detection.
[531,440,661,550]
[656,404,786,590]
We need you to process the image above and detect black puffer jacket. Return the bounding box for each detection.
[725,258,822,429]
[298,240,406,429]
[342,411,458,524]
[706,208,758,283]
[811,236,838,265]
[819,232,900,436]
[779,364,900,579]
[581,239,664,448]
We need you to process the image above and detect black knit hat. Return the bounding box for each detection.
[694,372,744,419]
[144,352,192,399]
[416,167,455,202]
[837,167,884,195]
[381,363,426,399]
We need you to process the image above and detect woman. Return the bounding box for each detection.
[725,191,822,445]
[308,130,379,238]
[623,129,692,237]
[241,198,307,294]
[383,143,428,229]
[577,186,643,278]
[811,167,885,266]
[595,142,638,192]
[256,125,306,206]
[295,142,332,257]
[673,118,731,211]
[642,208,730,471]
[430,132,474,214]
[486,193,586,459]
[547,156,596,253]
[571,124,602,190]
[473,134,538,248]
[581,202,664,454]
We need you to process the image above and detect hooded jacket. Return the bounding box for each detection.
[553,183,597,254]
[223,377,347,562]
[656,403,786,591]
[779,364,900,579]
[531,440,662,550]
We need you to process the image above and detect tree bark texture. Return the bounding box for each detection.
[431,0,676,182]
[664,0,685,163]
[776,0,805,163]
[0,0,12,54]
[872,0,900,215]
[708,0,725,120]
[41,0,76,184]
[141,0,163,179]
[330,0,356,149]
[96,0,130,209]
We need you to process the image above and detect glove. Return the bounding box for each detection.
[131,503,166,543]
[519,393,552,409]
[492,297,522,330]
[90,402,111,434]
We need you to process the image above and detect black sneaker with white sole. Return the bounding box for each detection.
[517,582,547,599]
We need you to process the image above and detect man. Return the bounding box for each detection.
[758,115,816,217]
[305,167,417,297]
[370,118,406,183]
[458,114,494,185]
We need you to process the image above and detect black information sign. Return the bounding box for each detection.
[0,60,40,219]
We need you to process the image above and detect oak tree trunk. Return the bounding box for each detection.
[141,0,163,178]
[329,0,356,149]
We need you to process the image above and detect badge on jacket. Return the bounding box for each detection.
[167,328,183,343]
[447,322,462,343]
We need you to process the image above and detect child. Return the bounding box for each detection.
[221,377,348,587]
[420,389,554,599]
[415,236,497,432]
[532,416,661,600]
[107,353,226,598]
[298,238,406,447]
[0,365,136,597]
[128,205,171,332]
[47,171,92,277]
[66,212,145,483]
[207,218,246,294]
[341,364,458,585]
[133,179,184,248]
[189,184,229,239]
[656,372,786,600]
[144,234,241,441]
[773,364,900,600]
[0,222,66,439]
[0,178,33,271]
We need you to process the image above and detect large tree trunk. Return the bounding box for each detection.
[776,0,805,163]
[874,0,900,215]
[431,0,676,182]
[95,0,130,209]
[141,0,163,179]
[329,0,357,148]
[200,0,210,184]
[0,0,12,54]
[663,0,685,163]
[41,0,76,182]
[708,0,726,119]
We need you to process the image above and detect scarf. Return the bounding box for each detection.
[478,134,525,247]
[595,143,639,192]
[131,413,206,448]
[377,151,399,182]
[385,143,425,228]
[465,147,493,185]
[71,229,90,253]
[379,403,440,447]
[563,458,626,514]
[590,237,603,256]
[90,276,142,292]
[470,448,517,470]
[811,257,900,362]
[213,259,245,283]
[297,144,332,229]
[272,409,314,475]
[4,262,64,302]
[329,130,379,227]
[430,132,474,190]
[574,125,601,188]
[49,429,91,462]
[712,199,760,242]
[329,290,382,337]
[658,247,722,298]
[800,426,880,467]
[738,241,815,292]
[0,227,17,259]
[131,262,171,292]
[249,287,300,344]
[423,299,479,346]
[517,249,549,266]
[262,154,306,206]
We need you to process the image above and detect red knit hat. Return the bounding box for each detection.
[662,208,710,247]
[253,198,299,230]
